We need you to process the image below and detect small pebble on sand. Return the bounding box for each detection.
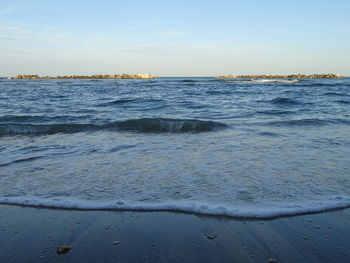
[57,246,71,254]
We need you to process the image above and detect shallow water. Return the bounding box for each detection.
[1,77,350,218]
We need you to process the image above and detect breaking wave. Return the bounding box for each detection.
[1,196,349,219]
[249,79,299,84]
[0,118,227,136]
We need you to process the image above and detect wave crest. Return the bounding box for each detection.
[107,118,227,133]
[250,79,299,84]
[0,118,227,136]
[271,97,300,105]
[224,79,299,84]
[265,118,348,127]
[97,98,138,106]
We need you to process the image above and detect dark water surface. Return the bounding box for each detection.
[1,77,349,218]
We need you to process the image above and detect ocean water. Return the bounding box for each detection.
[0,77,350,218]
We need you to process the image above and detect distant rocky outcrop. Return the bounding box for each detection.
[9,73,156,79]
[217,74,344,79]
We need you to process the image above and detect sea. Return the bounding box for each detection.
[0,77,349,219]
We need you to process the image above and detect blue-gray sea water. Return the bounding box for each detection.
[0,77,349,218]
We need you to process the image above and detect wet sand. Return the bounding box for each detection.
[1,204,349,262]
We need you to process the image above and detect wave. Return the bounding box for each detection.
[0,118,227,136]
[265,118,347,127]
[0,156,44,167]
[0,115,90,123]
[250,79,299,84]
[271,97,300,105]
[0,115,45,122]
[333,118,350,125]
[105,118,227,133]
[0,196,349,219]
[97,98,165,107]
[0,123,96,136]
[298,83,345,87]
[324,92,349,97]
[256,110,295,116]
[224,79,299,84]
[97,98,138,106]
[335,100,350,104]
[206,90,232,95]
[56,81,73,84]
[257,131,283,137]
[180,79,198,83]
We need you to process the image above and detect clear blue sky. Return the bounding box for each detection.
[0,0,349,76]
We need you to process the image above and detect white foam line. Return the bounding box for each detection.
[231,79,299,84]
[252,79,299,83]
[1,196,350,219]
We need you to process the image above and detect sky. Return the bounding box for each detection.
[0,0,349,76]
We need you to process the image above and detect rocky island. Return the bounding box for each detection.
[9,73,156,79]
[217,74,344,79]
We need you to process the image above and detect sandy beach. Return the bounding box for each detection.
[2,1,350,262]
[1,205,349,262]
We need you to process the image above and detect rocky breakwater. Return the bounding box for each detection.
[9,73,156,79]
[217,74,344,79]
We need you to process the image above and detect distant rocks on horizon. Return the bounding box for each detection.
[9,73,156,79]
[217,74,344,79]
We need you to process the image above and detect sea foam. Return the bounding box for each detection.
[1,196,350,219]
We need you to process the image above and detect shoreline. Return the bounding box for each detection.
[1,199,350,220]
[1,204,349,262]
